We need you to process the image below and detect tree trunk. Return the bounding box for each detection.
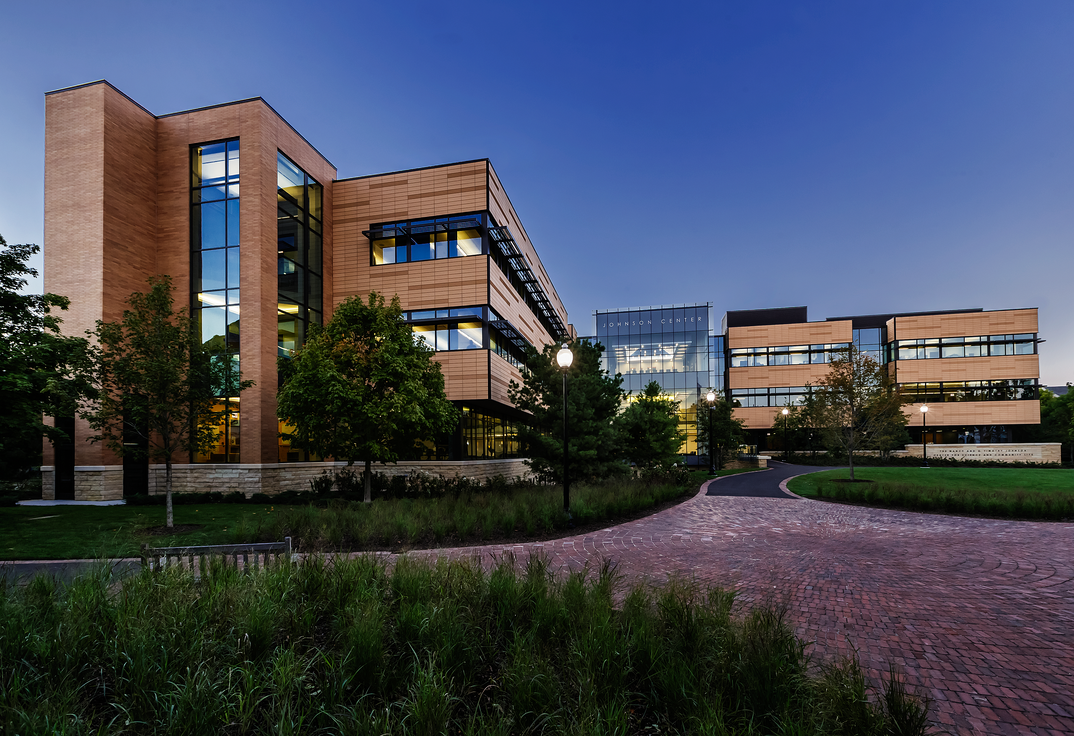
[166,456,174,528]
[847,427,856,481]
[363,458,372,504]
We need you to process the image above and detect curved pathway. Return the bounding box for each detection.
[409,465,1074,736]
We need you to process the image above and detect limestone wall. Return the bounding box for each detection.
[903,443,1061,464]
[34,459,534,499]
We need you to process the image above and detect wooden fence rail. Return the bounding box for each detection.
[141,538,293,574]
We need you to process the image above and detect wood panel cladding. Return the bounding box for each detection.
[728,320,852,349]
[729,364,834,389]
[332,160,487,306]
[490,352,525,406]
[892,309,1037,340]
[733,406,786,429]
[367,257,488,311]
[903,401,1040,426]
[486,163,568,335]
[894,355,1039,383]
[431,350,489,402]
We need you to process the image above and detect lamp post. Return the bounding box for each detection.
[781,407,790,462]
[706,391,716,475]
[556,344,574,516]
[920,405,929,468]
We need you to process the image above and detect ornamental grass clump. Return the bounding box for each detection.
[0,554,934,735]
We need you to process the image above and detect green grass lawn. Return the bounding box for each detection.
[0,503,288,561]
[2,469,751,560]
[789,467,1074,495]
[788,467,1074,519]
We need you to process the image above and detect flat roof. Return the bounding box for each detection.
[46,80,336,169]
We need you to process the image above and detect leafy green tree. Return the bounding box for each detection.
[1031,385,1074,465]
[276,292,459,502]
[83,276,246,527]
[509,339,625,483]
[0,236,94,479]
[695,390,747,469]
[617,381,686,470]
[812,346,907,480]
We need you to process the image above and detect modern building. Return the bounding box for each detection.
[594,304,1045,462]
[593,304,721,456]
[41,81,572,500]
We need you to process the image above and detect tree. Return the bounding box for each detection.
[508,339,625,484]
[276,292,459,502]
[0,236,94,479]
[694,390,747,470]
[617,381,686,471]
[83,276,245,527]
[1030,385,1074,465]
[811,346,907,480]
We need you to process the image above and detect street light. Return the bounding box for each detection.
[556,344,574,516]
[920,405,929,468]
[781,407,790,462]
[706,390,716,474]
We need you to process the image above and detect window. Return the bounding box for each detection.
[192,139,241,464]
[900,379,1038,403]
[368,213,486,265]
[894,334,1037,359]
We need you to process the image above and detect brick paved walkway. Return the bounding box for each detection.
[405,469,1074,735]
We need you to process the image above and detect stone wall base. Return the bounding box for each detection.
[903,443,1061,464]
[40,459,534,499]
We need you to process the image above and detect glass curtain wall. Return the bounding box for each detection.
[596,304,714,457]
[191,140,241,463]
[277,152,324,462]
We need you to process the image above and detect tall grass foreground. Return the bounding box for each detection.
[0,555,932,735]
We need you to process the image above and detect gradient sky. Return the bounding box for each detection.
[2,1,1071,384]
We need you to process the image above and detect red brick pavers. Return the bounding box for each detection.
[403,476,1074,735]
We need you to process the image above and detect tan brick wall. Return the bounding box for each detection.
[490,351,525,405]
[733,406,788,430]
[728,320,852,349]
[891,309,1038,340]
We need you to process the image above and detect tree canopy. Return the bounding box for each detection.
[276,292,459,502]
[811,346,907,479]
[617,381,686,470]
[83,276,243,526]
[0,235,94,479]
[508,339,625,484]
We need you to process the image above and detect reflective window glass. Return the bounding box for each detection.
[454,228,482,256]
[227,200,240,246]
[453,322,483,350]
[200,201,227,250]
[942,344,965,359]
[1015,340,1034,355]
[198,249,226,292]
[435,324,450,352]
[412,237,434,261]
[413,325,435,349]
[227,141,240,179]
[227,248,240,289]
[198,306,227,348]
[197,143,226,187]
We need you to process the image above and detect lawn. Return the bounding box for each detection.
[788,467,1074,519]
[2,469,752,560]
[0,553,932,735]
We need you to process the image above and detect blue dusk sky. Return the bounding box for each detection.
[1,1,1071,384]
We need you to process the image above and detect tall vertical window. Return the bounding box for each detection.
[191,139,241,463]
[277,152,323,461]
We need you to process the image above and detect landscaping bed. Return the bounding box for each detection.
[0,553,933,735]
[1,470,755,560]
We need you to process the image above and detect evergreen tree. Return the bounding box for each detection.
[276,292,459,502]
[617,381,686,470]
[508,339,625,483]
